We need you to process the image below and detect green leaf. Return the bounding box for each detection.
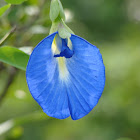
[5,0,27,5]
[0,46,29,71]
[0,4,11,17]
[50,0,60,22]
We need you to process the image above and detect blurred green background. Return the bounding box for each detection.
[0,0,140,140]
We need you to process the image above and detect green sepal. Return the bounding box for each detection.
[58,0,65,21]
[50,0,60,22]
[58,24,71,39]
[49,20,59,34]
[50,0,65,22]
[61,19,75,34]
[49,0,74,39]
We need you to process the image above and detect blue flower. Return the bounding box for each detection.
[26,32,105,120]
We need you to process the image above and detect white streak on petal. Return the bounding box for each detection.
[57,57,69,81]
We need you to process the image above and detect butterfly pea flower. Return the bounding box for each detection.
[26,32,105,120]
[26,0,105,120]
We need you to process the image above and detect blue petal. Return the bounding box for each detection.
[26,32,70,119]
[66,34,105,120]
[26,32,105,120]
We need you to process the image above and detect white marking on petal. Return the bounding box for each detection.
[57,57,69,81]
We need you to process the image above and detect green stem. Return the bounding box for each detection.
[0,26,16,46]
